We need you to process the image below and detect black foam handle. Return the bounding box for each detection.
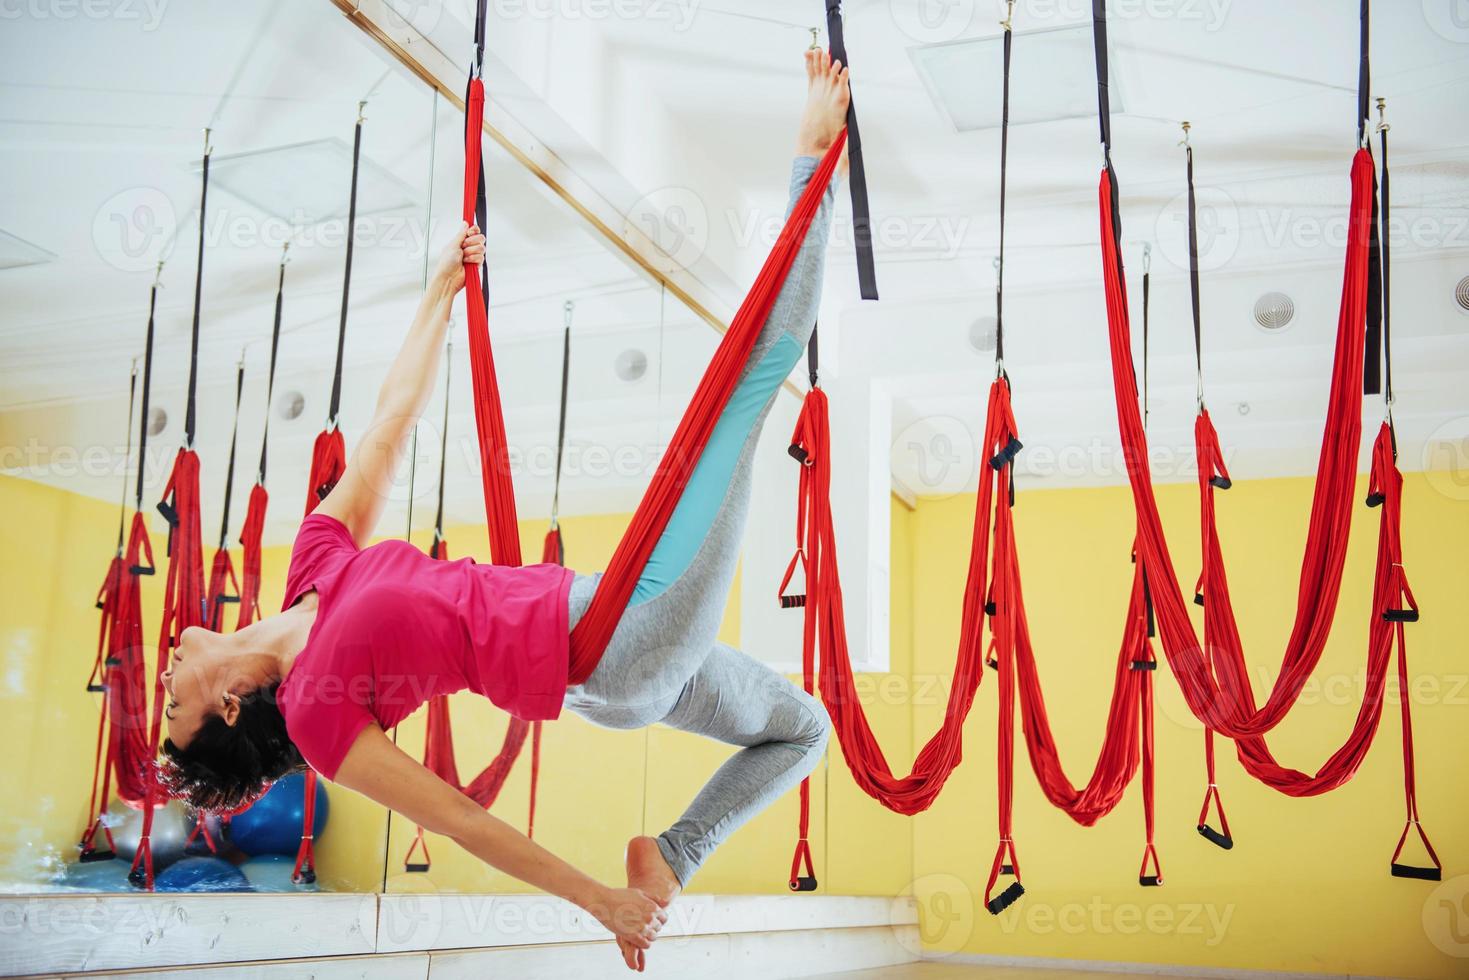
[986,658,999,670]
[405,863,430,874]
[78,848,116,864]
[1193,592,1205,607]
[1383,608,1419,623]
[1130,660,1157,671]
[985,880,1025,915]
[1209,475,1232,491]
[105,657,122,667]
[788,444,810,465]
[95,598,106,611]
[127,866,147,888]
[216,595,241,605]
[1391,863,1441,882]
[293,867,317,886]
[1365,492,1385,508]
[86,683,108,694]
[780,595,808,609]
[129,563,155,576]
[984,600,997,616]
[790,876,819,892]
[156,499,179,527]
[1139,875,1161,887]
[1197,824,1234,850]
[1000,864,1014,875]
[988,436,1024,471]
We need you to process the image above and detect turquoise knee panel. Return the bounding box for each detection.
[631,333,804,605]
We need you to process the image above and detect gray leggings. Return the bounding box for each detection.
[563,157,834,886]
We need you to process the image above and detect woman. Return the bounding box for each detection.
[162,50,850,968]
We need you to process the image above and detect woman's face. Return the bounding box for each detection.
[163,626,240,748]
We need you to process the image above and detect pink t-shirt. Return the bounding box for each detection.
[276,514,573,780]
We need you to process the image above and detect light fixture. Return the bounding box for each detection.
[1253,292,1295,332]
[615,349,648,383]
[147,406,168,437]
[276,390,305,421]
[968,316,998,353]
[911,24,1121,133]
[0,228,56,271]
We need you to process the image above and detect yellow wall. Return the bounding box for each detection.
[4,468,1463,978]
[908,473,1467,980]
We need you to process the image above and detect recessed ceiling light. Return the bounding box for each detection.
[203,138,421,226]
[147,406,168,437]
[1253,292,1295,332]
[1454,275,1469,315]
[0,228,57,271]
[969,315,997,352]
[910,24,1122,133]
[276,390,305,421]
[615,349,648,383]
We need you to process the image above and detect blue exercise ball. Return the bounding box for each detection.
[228,772,329,857]
[154,856,250,893]
[240,854,314,893]
[54,859,134,892]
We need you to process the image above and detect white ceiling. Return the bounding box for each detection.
[2,0,1468,545]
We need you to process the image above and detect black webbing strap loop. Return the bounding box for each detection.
[432,342,453,543]
[550,302,573,529]
[1391,863,1441,882]
[135,268,161,510]
[217,361,244,549]
[328,107,365,427]
[1376,110,1394,410]
[825,0,877,300]
[257,247,287,484]
[807,322,820,389]
[1357,0,1371,148]
[1141,243,1151,429]
[115,365,138,555]
[183,133,210,449]
[1183,134,1205,409]
[472,0,488,74]
[1091,0,1112,160]
[995,2,1013,372]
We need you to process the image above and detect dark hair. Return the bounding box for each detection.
[160,683,305,812]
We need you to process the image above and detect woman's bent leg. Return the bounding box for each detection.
[651,643,830,886]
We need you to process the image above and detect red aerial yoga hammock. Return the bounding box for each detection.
[78,352,157,863]
[129,135,214,889]
[237,247,288,630]
[401,342,546,873]
[289,106,367,886]
[203,363,244,632]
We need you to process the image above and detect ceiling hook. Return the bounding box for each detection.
[152,259,166,288]
[1178,120,1191,148]
[563,298,575,328]
[1142,241,1152,274]
[1375,97,1389,134]
[808,27,820,50]
[202,126,213,156]
[1001,0,1014,31]
[357,100,368,124]
[280,240,292,266]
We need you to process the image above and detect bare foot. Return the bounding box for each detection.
[617,836,681,972]
[795,47,851,162]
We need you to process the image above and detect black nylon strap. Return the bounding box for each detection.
[1358,0,1371,147]
[995,7,1012,369]
[116,366,138,553]
[257,254,286,483]
[806,322,820,388]
[1185,143,1202,386]
[550,304,572,526]
[1364,150,1383,396]
[1380,125,1392,408]
[825,0,878,300]
[472,0,488,72]
[1142,251,1150,429]
[184,145,210,448]
[432,344,452,541]
[218,362,244,549]
[1092,0,1112,158]
[328,113,364,425]
[135,279,159,509]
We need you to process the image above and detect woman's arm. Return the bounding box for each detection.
[317,224,486,547]
[333,723,667,947]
